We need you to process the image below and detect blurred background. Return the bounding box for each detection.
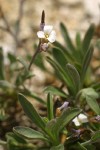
[0,0,100,53]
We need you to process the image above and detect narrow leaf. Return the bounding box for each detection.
[53,41,75,62]
[75,32,82,51]
[47,93,54,120]
[13,126,48,141]
[53,108,81,135]
[6,132,35,150]
[82,24,95,53]
[52,47,68,69]
[79,88,100,115]
[46,108,81,139]
[46,57,75,95]
[86,97,100,115]
[81,46,93,83]
[18,93,45,130]
[44,86,67,98]
[46,57,70,85]
[60,22,76,52]
[24,90,46,104]
[33,53,46,71]
[8,53,16,63]
[66,63,80,93]
[6,132,27,144]
[53,41,67,51]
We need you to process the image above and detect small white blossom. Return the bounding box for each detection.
[73,117,81,126]
[37,25,56,43]
[78,114,88,123]
[73,113,88,126]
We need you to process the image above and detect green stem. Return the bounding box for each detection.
[81,140,91,146]
[28,41,41,70]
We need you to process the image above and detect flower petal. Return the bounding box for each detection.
[37,31,45,38]
[44,25,53,34]
[47,30,56,43]
[51,30,56,36]
[73,117,81,126]
[78,114,88,123]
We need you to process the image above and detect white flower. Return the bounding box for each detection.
[78,114,88,123]
[73,117,81,126]
[37,25,56,43]
[73,113,88,126]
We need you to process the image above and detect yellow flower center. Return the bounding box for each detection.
[45,34,49,38]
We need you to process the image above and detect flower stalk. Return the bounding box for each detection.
[28,10,45,70]
[28,10,56,70]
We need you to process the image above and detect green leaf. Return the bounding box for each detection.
[6,132,27,144]
[44,86,67,98]
[46,57,74,95]
[47,93,54,120]
[75,32,82,51]
[28,93,46,104]
[53,108,81,136]
[18,93,46,130]
[53,41,67,51]
[91,82,100,92]
[46,57,68,83]
[52,47,80,83]
[13,126,48,141]
[79,88,100,115]
[81,46,93,84]
[0,80,15,89]
[91,130,100,143]
[75,32,83,63]
[8,53,16,63]
[53,41,75,62]
[23,89,46,104]
[6,132,34,150]
[0,108,9,121]
[82,24,95,53]
[17,56,28,72]
[66,63,80,94]
[15,73,24,86]
[46,108,81,139]
[33,53,46,71]
[0,47,5,80]
[86,97,100,115]
[15,71,34,86]
[52,47,68,69]
[60,22,76,52]
[50,144,64,150]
